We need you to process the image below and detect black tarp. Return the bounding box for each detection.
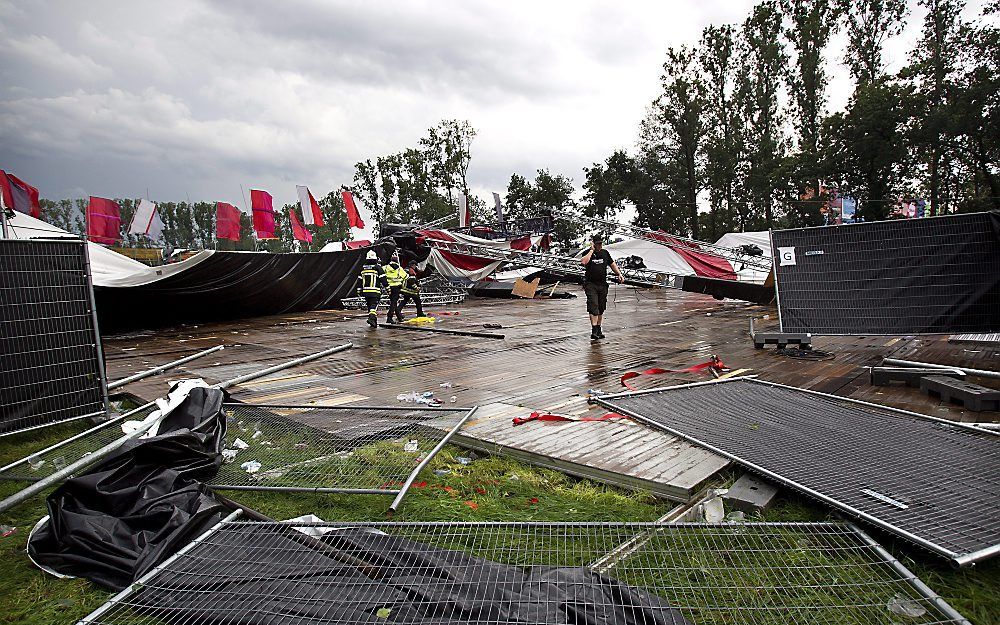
[772,211,1000,334]
[139,523,692,624]
[94,247,372,333]
[28,386,230,590]
[673,274,776,305]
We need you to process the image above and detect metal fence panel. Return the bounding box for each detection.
[211,404,471,496]
[0,239,107,435]
[78,520,970,625]
[771,212,1000,335]
[596,378,1000,566]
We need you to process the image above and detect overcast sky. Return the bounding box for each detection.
[0,1,991,210]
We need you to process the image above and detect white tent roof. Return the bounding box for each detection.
[4,212,217,287]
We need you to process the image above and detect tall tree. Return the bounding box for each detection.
[737,1,788,229]
[699,24,743,239]
[781,0,839,202]
[821,0,909,219]
[643,45,705,238]
[904,0,966,214]
[839,0,908,86]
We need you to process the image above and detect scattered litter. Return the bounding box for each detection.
[221,449,238,463]
[725,511,746,523]
[528,497,539,505]
[403,440,419,453]
[231,438,249,450]
[439,382,452,389]
[483,323,502,329]
[508,474,520,481]
[587,388,604,399]
[294,442,309,449]
[240,461,262,474]
[52,456,67,471]
[887,594,927,618]
[396,391,443,407]
[251,430,263,440]
[702,496,725,523]
[449,396,458,403]
[463,501,479,510]
[456,456,473,465]
[376,607,393,619]
[433,469,451,476]
[1,525,16,537]
[28,456,45,471]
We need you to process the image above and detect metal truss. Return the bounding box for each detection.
[425,237,680,289]
[552,208,773,272]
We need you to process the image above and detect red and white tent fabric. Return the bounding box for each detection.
[415,229,544,282]
[0,170,41,218]
[713,230,771,283]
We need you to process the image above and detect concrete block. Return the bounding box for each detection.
[723,473,779,515]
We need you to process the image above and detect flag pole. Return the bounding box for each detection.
[240,184,258,251]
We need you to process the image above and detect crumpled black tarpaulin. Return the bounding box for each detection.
[138,523,693,624]
[27,386,230,590]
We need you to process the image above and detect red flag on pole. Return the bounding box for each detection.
[288,204,313,243]
[296,185,324,226]
[87,196,122,245]
[341,190,365,229]
[216,202,242,241]
[249,189,276,239]
[0,170,41,218]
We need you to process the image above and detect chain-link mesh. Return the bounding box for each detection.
[0,404,155,484]
[212,404,469,493]
[81,521,968,625]
[0,239,107,435]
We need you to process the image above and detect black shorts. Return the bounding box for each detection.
[584,281,609,316]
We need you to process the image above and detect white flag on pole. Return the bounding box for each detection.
[493,192,503,224]
[458,194,470,228]
[129,199,163,240]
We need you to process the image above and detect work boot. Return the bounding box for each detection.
[367,314,378,328]
[596,325,605,339]
[590,326,600,340]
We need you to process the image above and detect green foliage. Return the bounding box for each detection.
[351,119,476,226]
[505,169,578,250]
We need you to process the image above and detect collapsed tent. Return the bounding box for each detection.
[27,384,230,590]
[416,229,546,283]
[6,212,372,332]
[713,230,772,283]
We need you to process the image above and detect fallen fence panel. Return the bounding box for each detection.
[595,377,1000,566]
[211,403,474,510]
[77,520,971,625]
[0,344,353,513]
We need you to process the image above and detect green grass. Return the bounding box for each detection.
[0,425,998,625]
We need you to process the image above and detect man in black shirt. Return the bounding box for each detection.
[580,234,624,339]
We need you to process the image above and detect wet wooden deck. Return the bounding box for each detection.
[101,286,998,498]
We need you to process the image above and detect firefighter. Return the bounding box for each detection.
[383,255,407,324]
[358,250,386,328]
[399,266,424,320]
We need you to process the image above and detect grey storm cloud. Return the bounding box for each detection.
[0,0,768,207]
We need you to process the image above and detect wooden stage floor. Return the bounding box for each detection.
[103,285,998,424]
[100,285,998,501]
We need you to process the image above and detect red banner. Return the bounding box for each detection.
[87,196,122,245]
[648,231,736,279]
[341,191,365,229]
[288,204,313,243]
[0,170,41,218]
[249,189,276,239]
[216,202,241,241]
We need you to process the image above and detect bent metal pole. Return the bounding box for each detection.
[883,357,1000,380]
[107,345,226,390]
[0,342,353,513]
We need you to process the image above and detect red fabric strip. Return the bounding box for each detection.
[620,356,727,390]
[513,411,630,426]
